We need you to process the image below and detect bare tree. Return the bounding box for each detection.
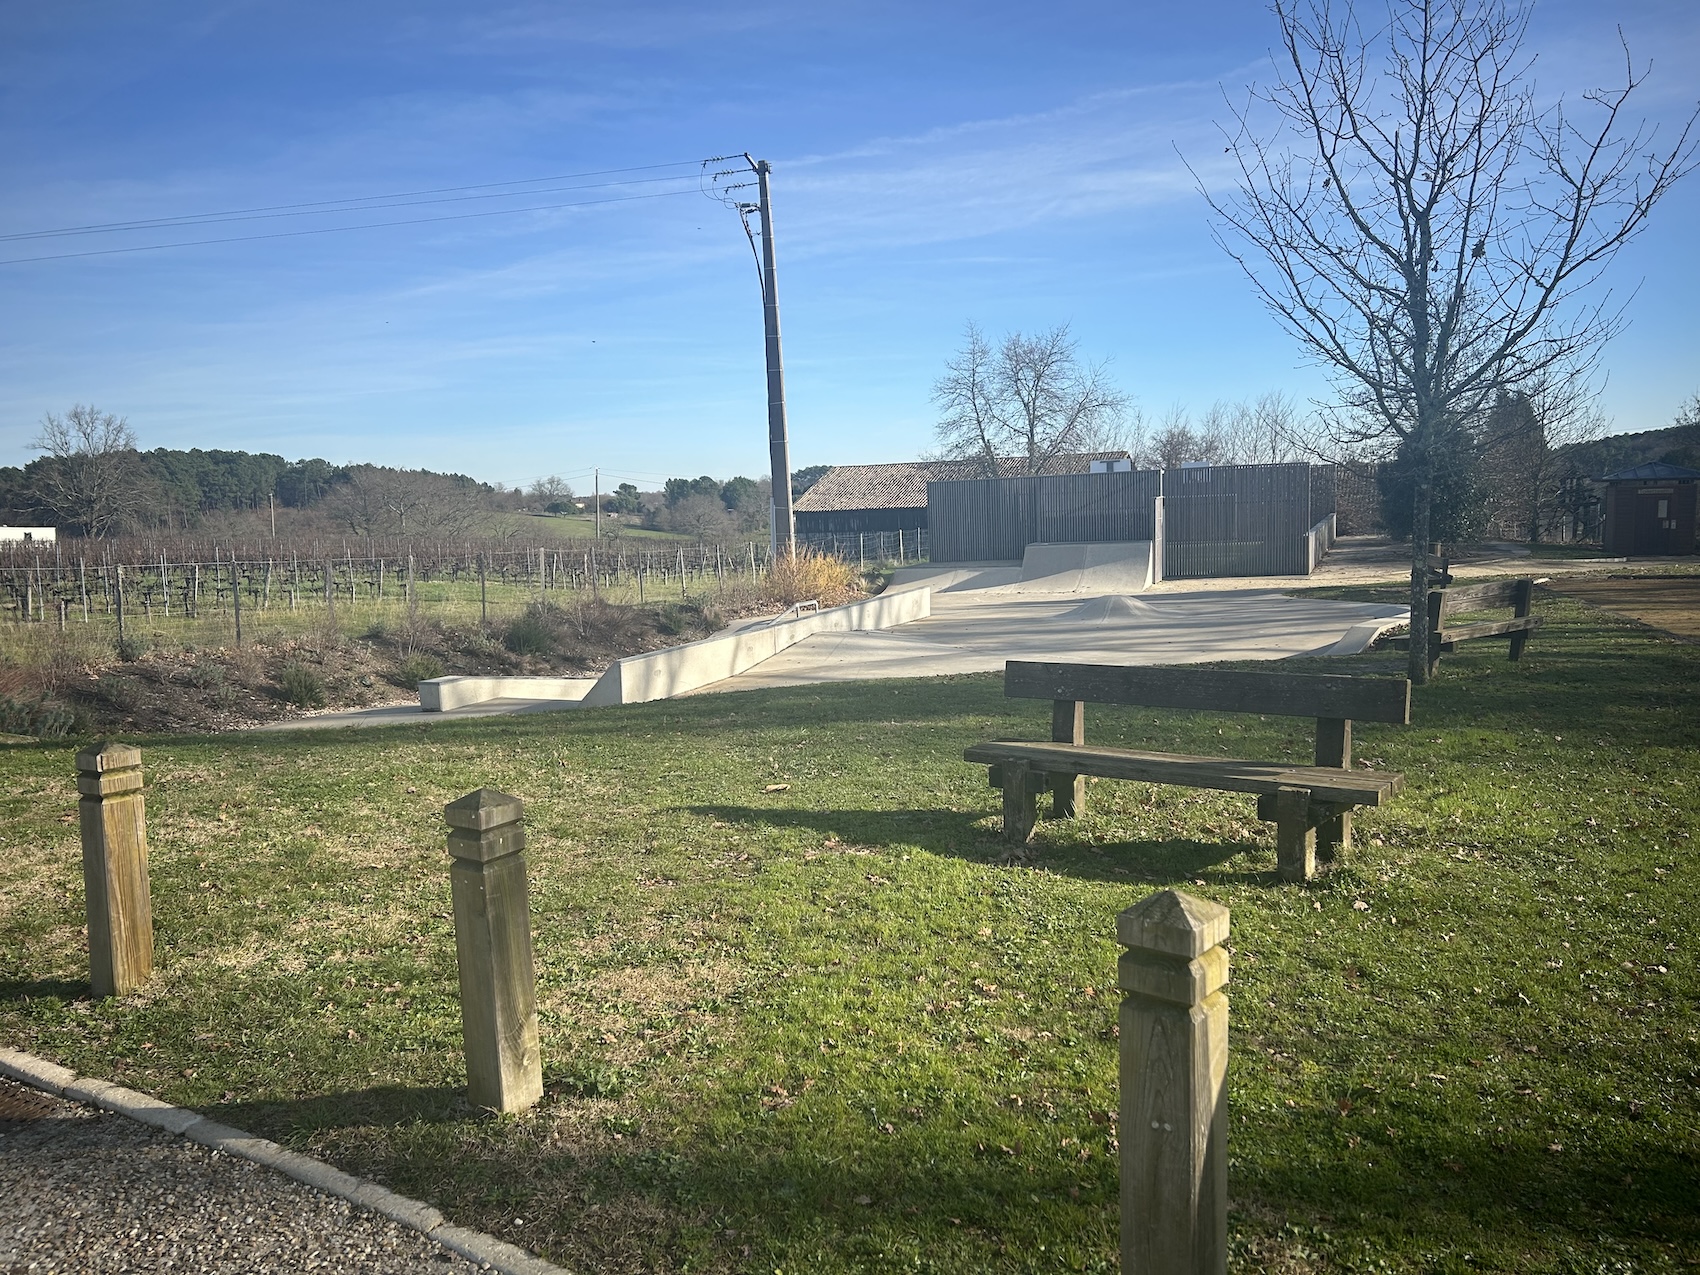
[30,404,143,537]
[528,475,575,506]
[325,465,486,538]
[1203,0,1696,681]
[932,323,1130,474]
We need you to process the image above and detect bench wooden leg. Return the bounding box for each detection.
[1314,805,1351,866]
[1051,699,1085,820]
[1274,786,1315,882]
[1051,774,1085,820]
[1002,760,1041,846]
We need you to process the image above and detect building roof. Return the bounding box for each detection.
[1598,462,1700,482]
[794,452,1133,512]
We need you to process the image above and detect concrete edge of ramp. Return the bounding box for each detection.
[1311,616,1409,657]
[585,585,932,704]
[419,675,597,712]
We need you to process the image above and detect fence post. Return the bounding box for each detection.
[478,554,487,624]
[444,789,543,1114]
[76,742,154,998]
[1117,888,1229,1275]
[114,566,126,647]
[232,562,243,646]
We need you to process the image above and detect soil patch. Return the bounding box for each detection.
[1546,572,1700,640]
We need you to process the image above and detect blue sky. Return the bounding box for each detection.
[2,0,1696,494]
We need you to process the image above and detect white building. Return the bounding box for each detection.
[0,527,56,543]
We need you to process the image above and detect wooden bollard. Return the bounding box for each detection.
[444,789,542,1113]
[1117,889,1230,1275]
[76,742,153,997]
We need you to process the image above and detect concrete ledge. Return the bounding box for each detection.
[420,675,596,713]
[0,1044,569,1275]
[581,586,932,706]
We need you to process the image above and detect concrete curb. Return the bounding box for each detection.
[0,1044,570,1275]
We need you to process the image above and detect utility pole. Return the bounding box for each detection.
[753,159,795,559]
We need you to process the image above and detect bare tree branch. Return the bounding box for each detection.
[1195,0,1697,681]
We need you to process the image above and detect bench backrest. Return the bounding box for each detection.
[1004,660,1411,724]
[1432,577,1533,622]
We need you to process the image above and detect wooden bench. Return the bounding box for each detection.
[1398,578,1541,675]
[965,661,1410,881]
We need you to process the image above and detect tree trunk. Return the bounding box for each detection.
[1408,468,1433,685]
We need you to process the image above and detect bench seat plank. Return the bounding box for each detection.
[965,740,1402,806]
[1437,616,1543,642]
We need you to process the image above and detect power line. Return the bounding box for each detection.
[0,188,701,266]
[3,160,712,243]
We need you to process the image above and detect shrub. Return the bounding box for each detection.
[95,672,142,712]
[503,603,568,656]
[760,550,863,608]
[276,661,325,708]
[0,693,78,739]
[396,653,445,685]
[115,635,149,662]
[186,663,226,691]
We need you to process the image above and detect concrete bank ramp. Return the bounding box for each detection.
[1004,541,1154,594]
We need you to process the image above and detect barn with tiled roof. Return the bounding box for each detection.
[794,452,1131,534]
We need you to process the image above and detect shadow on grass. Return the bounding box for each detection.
[1233,1108,1700,1261]
[203,1083,474,1136]
[312,1095,1699,1271]
[0,977,92,1005]
[686,803,1258,886]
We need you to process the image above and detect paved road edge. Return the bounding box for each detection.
[0,1044,569,1275]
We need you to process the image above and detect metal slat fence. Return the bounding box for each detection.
[925,462,1327,576]
[927,470,1162,562]
[1161,463,1314,577]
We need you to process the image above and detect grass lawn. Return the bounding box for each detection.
[1,593,1696,1273]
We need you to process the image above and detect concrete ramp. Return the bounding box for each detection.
[1055,594,1165,624]
[1003,541,1154,594]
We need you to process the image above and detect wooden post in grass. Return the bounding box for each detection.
[1116,889,1229,1275]
[76,742,153,997]
[444,789,542,1114]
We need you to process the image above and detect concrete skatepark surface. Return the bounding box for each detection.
[259,536,1595,729]
[690,585,1405,693]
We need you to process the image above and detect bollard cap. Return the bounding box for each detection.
[1116,889,1228,958]
[75,741,141,773]
[444,788,523,832]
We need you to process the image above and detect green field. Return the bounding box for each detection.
[1,593,1695,1273]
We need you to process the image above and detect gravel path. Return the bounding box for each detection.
[0,1076,486,1274]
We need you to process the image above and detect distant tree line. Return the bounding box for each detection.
[2,404,498,538]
